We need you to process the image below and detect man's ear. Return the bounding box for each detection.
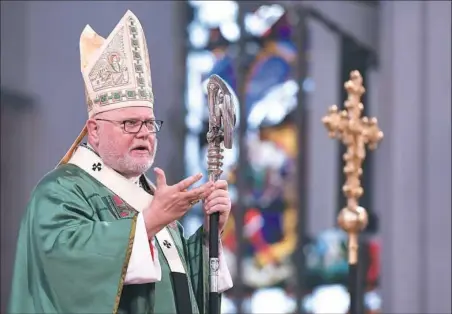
[86,119,100,147]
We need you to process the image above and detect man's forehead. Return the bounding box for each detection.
[102,107,155,119]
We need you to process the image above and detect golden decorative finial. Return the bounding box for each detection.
[322,70,383,264]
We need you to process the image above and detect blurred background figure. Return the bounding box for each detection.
[1,1,450,313]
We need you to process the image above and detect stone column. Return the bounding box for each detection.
[306,19,341,235]
[375,1,451,313]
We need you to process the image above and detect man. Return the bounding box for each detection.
[8,10,233,314]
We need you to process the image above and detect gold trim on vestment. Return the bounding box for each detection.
[113,214,138,314]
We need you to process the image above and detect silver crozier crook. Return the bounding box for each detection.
[206,74,237,314]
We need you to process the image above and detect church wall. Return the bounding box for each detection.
[423,4,452,311]
[0,1,29,95]
[1,2,40,310]
[375,1,451,312]
[306,18,341,236]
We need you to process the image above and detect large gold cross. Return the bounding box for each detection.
[322,70,383,264]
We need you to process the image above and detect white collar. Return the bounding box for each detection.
[85,143,142,186]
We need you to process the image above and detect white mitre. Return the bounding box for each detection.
[80,10,154,117]
[57,10,154,165]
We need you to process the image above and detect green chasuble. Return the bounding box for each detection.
[8,162,212,314]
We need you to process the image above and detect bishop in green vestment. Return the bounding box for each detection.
[8,10,233,314]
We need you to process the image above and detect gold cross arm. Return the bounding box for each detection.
[322,71,383,150]
[322,105,348,140]
[361,116,384,150]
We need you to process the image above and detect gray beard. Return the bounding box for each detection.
[87,139,158,178]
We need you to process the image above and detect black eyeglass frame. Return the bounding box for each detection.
[95,118,164,134]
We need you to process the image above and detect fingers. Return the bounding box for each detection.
[214,180,228,190]
[204,186,230,215]
[204,204,230,216]
[205,189,228,203]
[200,180,228,203]
[154,167,167,187]
[176,173,203,191]
[183,181,214,201]
[204,197,230,213]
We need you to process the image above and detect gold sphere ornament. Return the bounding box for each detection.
[337,206,368,234]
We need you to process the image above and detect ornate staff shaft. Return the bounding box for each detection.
[322,70,383,314]
[206,74,237,314]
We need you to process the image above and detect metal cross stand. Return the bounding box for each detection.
[205,74,237,314]
[322,70,383,314]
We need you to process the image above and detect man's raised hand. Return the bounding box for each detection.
[143,167,214,238]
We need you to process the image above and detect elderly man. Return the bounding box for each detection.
[8,10,233,314]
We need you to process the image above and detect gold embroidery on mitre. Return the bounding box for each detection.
[142,34,152,89]
[80,11,154,118]
[88,27,130,93]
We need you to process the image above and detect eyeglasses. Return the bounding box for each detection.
[95,118,163,134]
